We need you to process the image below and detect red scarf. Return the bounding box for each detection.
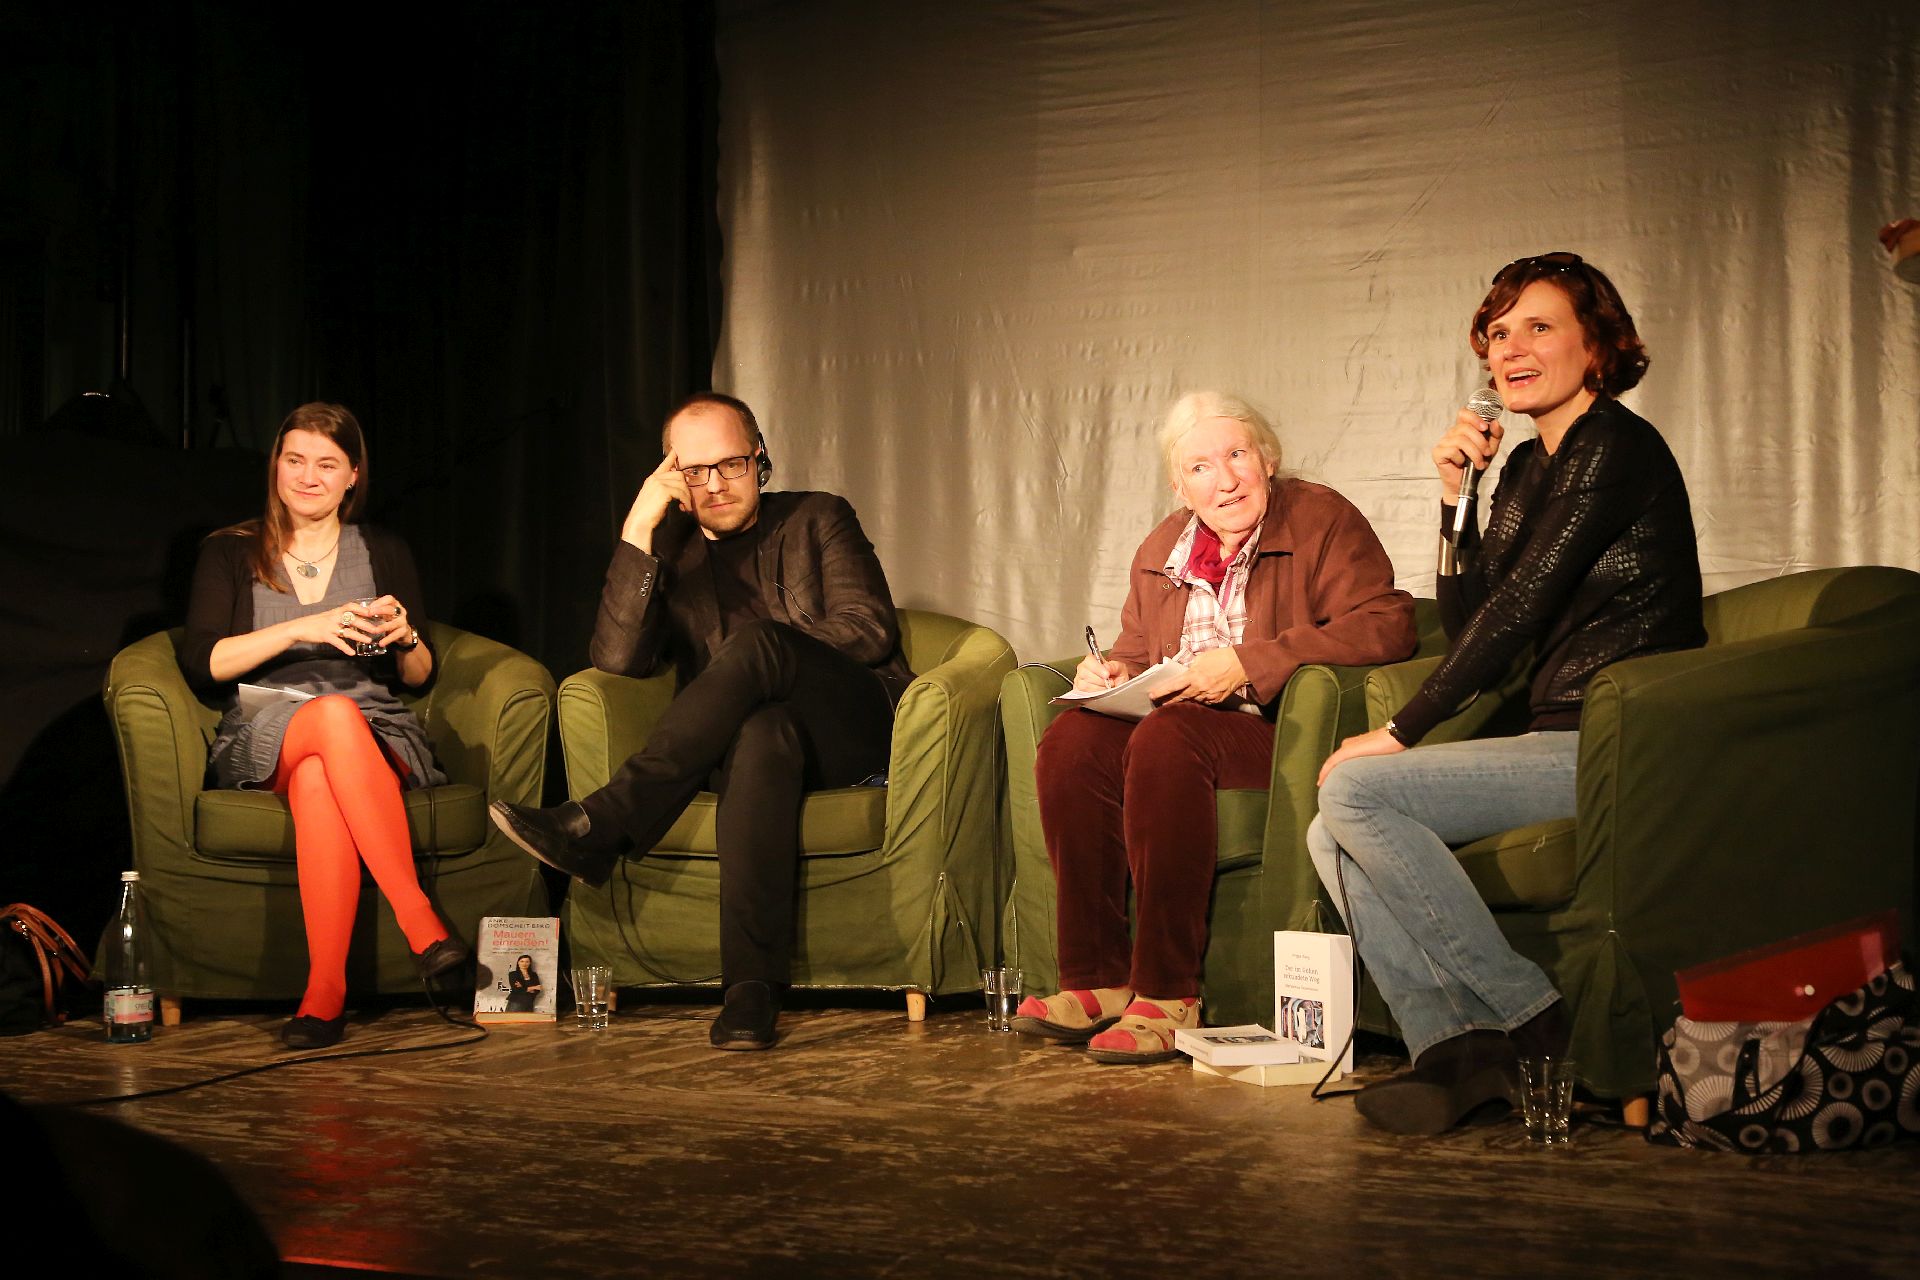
[1186,520,1230,590]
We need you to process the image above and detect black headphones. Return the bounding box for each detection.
[756,442,773,487]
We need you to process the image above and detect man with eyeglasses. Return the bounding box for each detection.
[489,391,912,1050]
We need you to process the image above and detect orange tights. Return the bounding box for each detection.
[271,695,447,1021]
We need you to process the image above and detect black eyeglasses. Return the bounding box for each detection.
[679,454,752,485]
[1492,251,1584,284]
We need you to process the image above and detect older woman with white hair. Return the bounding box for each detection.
[1013,391,1416,1062]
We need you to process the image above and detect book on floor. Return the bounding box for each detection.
[473,916,561,1024]
[1175,1024,1303,1067]
[1192,1058,1339,1088]
[1274,931,1354,1076]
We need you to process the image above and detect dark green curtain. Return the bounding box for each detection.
[296,1,722,672]
[0,0,720,939]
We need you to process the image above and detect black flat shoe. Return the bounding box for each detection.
[488,801,619,888]
[710,980,779,1051]
[413,935,471,984]
[282,1013,347,1050]
[1353,1030,1519,1135]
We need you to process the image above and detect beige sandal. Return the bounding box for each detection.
[1010,987,1132,1043]
[1085,996,1202,1064]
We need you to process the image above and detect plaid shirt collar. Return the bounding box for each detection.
[1163,514,1265,682]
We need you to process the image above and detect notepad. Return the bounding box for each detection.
[1047,657,1187,721]
[237,682,315,719]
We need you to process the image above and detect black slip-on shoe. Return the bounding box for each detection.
[413,935,471,984]
[710,980,779,1051]
[489,801,619,888]
[281,1013,347,1050]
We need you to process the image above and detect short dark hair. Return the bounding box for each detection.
[662,392,763,453]
[1470,253,1649,397]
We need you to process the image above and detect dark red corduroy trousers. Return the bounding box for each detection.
[1034,703,1274,998]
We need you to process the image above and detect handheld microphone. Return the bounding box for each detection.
[1451,386,1505,538]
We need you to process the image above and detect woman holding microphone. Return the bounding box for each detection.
[1309,253,1705,1134]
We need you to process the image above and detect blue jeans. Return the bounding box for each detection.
[1306,732,1577,1061]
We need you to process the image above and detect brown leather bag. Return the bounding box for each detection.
[1,903,92,1033]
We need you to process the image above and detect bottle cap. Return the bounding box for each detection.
[121,870,140,882]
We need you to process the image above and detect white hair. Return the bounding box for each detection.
[1158,391,1283,487]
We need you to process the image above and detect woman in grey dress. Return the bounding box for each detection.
[180,402,467,1049]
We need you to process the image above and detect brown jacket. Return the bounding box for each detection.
[1109,478,1416,706]
[590,490,915,700]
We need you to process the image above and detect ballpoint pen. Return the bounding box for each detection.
[1084,625,1112,688]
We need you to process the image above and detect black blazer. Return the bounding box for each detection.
[589,490,914,699]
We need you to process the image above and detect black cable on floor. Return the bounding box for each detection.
[1309,850,1362,1101]
[67,974,489,1108]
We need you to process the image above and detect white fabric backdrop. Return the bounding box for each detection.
[713,0,1920,660]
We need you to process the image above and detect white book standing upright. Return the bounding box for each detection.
[1274,930,1355,1077]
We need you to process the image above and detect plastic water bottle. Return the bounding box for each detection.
[103,870,155,1043]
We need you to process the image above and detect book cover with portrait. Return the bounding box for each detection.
[473,916,560,1024]
[1273,931,1354,1075]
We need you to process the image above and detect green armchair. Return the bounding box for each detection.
[999,602,1445,1028]
[1360,566,1920,1100]
[557,609,1015,1017]
[103,623,552,1018]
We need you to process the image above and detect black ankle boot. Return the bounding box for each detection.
[1353,1030,1519,1135]
[1510,998,1570,1062]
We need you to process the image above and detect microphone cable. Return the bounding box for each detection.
[1308,849,1363,1101]
[63,971,489,1108]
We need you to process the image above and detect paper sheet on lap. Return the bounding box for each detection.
[1048,658,1187,721]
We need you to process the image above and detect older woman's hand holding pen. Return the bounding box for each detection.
[1073,625,1127,692]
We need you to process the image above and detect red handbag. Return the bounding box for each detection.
[1674,909,1901,1022]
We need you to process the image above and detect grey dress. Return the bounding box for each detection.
[206,525,447,791]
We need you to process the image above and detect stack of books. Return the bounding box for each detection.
[1174,931,1354,1087]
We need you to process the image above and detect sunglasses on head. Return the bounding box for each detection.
[1492,251,1585,284]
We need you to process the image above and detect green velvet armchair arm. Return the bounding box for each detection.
[1570,595,1920,1094]
[999,657,1078,988]
[104,632,221,885]
[1364,649,1535,746]
[882,623,1011,865]
[412,622,556,835]
[557,668,678,802]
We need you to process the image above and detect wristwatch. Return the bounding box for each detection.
[389,627,421,652]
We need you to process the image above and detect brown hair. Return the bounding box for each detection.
[214,402,369,591]
[1470,253,1649,397]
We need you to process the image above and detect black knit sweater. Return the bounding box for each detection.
[1394,398,1706,744]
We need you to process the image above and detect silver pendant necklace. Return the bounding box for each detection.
[288,534,340,579]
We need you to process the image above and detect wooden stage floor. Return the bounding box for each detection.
[6,994,1918,1278]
